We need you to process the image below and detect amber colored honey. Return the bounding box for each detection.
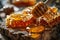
[7,17,34,29]
[12,0,36,7]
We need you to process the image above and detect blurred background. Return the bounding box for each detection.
[0,0,60,40]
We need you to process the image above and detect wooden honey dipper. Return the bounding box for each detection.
[31,2,48,18]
